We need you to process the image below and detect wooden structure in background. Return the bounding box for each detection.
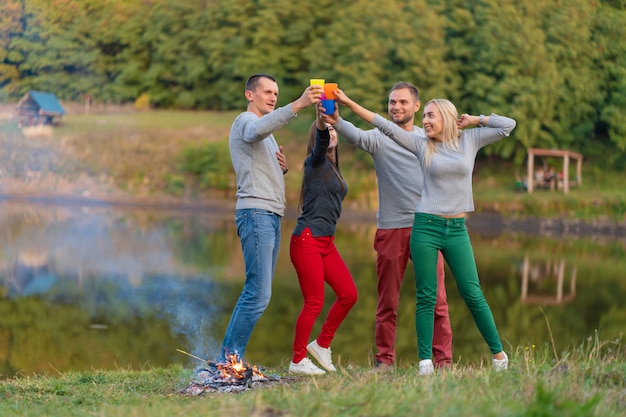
[15,90,66,127]
[526,148,583,194]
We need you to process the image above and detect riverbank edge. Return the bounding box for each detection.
[3,190,626,240]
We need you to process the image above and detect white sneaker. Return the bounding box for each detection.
[307,339,337,372]
[418,359,434,376]
[289,357,326,375]
[492,352,508,371]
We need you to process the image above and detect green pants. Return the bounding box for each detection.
[410,213,503,359]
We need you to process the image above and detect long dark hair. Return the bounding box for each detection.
[297,122,343,211]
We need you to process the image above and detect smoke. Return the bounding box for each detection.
[121,273,223,361]
[1,202,228,362]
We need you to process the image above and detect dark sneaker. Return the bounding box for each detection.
[367,362,393,374]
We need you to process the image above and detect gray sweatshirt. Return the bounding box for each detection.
[371,113,516,215]
[334,117,425,229]
[229,104,297,216]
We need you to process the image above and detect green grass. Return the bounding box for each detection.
[470,161,626,221]
[1,338,624,417]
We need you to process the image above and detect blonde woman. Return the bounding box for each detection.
[326,90,514,375]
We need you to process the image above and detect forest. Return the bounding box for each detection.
[1,0,625,166]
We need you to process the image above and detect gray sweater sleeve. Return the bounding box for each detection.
[416,113,517,215]
[335,116,425,229]
[370,114,424,155]
[334,117,381,153]
[229,104,297,216]
[371,112,517,215]
[239,104,298,143]
[463,113,517,148]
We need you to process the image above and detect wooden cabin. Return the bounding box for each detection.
[15,91,66,127]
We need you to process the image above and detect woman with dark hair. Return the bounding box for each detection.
[288,105,358,375]
[328,90,515,376]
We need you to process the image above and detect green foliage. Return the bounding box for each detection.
[1,0,625,165]
[177,141,233,191]
[593,3,626,152]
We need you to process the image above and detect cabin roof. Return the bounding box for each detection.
[17,91,66,116]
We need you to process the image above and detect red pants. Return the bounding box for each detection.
[290,228,358,363]
[374,227,453,367]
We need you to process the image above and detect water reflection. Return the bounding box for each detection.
[1,199,624,379]
[520,257,577,305]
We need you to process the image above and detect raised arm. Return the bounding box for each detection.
[458,113,487,129]
[329,87,425,156]
[291,85,324,114]
[370,115,424,156]
[320,91,380,152]
[333,89,377,124]
[459,113,517,148]
[310,104,331,167]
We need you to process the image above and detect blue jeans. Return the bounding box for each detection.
[220,208,281,361]
[410,213,503,359]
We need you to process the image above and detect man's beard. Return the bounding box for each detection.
[390,113,412,126]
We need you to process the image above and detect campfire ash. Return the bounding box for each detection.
[180,353,281,395]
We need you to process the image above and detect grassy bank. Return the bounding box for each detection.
[1,338,624,417]
[1,108,625,222]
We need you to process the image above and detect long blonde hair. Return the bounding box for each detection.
[297,122,343,211]
[423,99,461,170]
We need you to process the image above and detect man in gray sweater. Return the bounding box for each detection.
[220,74,322,361]
[323,82,452,372]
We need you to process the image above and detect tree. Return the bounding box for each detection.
[0,0,24,97]
[305,0,450,116]
[0,0,623,164]
[592,2,626,161]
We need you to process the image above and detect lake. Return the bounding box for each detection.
[1,198,624,378]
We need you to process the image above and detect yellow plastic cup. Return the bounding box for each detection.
[309,79,325,87]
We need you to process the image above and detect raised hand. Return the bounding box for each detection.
[292,85,324,114]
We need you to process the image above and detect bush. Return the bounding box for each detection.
[177,142,233,191]
[134,94,151,111]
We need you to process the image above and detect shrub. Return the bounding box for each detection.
[177,142,233,191]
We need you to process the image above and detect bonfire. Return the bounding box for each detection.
[178,350,281,395]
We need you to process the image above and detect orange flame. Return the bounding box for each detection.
[215,354,265,379]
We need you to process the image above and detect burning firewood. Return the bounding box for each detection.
[178,351,281,396]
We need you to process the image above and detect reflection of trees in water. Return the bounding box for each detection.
[1,202,625,375]
[0,202,229,296]
[0,202,239,378]
[8,257,57,297]
[467,212,626,245]
[0,270,226,379]
[0,296,186,379]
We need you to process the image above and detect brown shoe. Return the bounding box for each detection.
[367,362,393,374]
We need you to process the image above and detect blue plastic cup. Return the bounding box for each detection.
[321,99,335,115]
